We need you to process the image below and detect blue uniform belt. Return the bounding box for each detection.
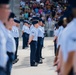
[23,32,29,35]
[32,40,37,42]
[7,52,14,62]
[38,37,43,38]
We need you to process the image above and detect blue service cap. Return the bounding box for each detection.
[58,20,63,26]
[39,18,43,22]
[32,20,39,25]
[0,0,10,4]
[24,20,29,24]
[42,20,45,24]
[32,17,39,21]
[9,12,15,19]
[55,23,59,28]
[14,18,20,23]
[24,20,32,25]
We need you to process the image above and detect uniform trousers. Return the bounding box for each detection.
[14,37,19,59]
[6,52,15,75]
[22,33,29,49]
[30,41,37,66]
[36,37,43,63]
[42,37,44,47]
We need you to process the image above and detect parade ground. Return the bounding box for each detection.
[12,37,57,75]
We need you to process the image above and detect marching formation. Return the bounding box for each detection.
[22,17,45,66]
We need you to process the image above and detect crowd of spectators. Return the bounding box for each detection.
[19,0,69,30]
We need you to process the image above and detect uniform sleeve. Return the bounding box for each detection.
[60,34,69,62]
[30,30,35,37]
[67,35,76,52]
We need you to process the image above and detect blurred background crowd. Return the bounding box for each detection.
[19,0,69,37]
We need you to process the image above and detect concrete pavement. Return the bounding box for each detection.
[12,37,57,75]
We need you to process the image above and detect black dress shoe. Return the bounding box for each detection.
[31,63,38,67]
[13,58,19,64]
[22,48,25,49]
[31,64,37,67]
[35,62,38,66]
[41,57,45,59]
[38,59,43,64]
[38,61,43,64]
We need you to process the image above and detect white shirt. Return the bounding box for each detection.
[12,26,19,38]
[6,29,16,53]
[61,18,76,62]
[0,21,8,68]
[22,25,30,34]
[30,27,38,41]
[38,26,44,38]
